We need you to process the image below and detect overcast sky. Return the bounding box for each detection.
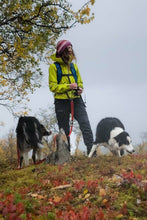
[0,0,147,146]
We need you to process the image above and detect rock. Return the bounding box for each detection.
[45,128,71,165]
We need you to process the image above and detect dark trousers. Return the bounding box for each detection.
[55,98,93,154]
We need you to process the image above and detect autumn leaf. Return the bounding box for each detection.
[84,193,90,199]
[99,188,106,197]
[83,189,88,194]
[30,193,47,200]
[52,196,62,203]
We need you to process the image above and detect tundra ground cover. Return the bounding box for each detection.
[0,154,146,220]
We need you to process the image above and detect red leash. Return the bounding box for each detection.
[17,143,46,169]
[53,134,58,148]
[68,100,74,137]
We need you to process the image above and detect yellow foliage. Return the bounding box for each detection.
[90,0,95,5]
[0,0,95,113]
[84,189,88,194]
[81,7,91,16]
[0,136,17,163]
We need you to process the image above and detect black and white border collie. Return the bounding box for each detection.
[16,116,52,168]
[88,117,135,157]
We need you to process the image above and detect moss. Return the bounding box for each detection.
[0,154,146,219]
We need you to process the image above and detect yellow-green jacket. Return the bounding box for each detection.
[49,54,83,99]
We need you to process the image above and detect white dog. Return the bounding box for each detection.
[88,117,135,157]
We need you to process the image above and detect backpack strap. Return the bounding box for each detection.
[54,62,62,84]
[54,62,77,84]
[70,63,77,83]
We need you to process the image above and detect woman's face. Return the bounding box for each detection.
[67,45,73,55]
[61,45,75,64]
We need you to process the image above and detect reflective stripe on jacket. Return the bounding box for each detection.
[49,54,83,99]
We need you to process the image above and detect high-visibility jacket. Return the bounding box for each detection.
[49,54,83,99]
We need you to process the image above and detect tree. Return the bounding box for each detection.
[0,0,95,113]
[0,129,17,163]
[37,106,58,132]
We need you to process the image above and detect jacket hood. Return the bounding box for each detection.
[51,53,64,64]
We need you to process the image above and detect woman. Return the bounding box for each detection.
[49,40,93,155]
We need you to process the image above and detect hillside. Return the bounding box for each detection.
[0,154,146,220]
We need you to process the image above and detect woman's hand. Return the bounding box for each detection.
[69,83,78,90]
[69,84,83,96]
[77,87,83,95]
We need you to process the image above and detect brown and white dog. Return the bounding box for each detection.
[16,116,51,168]
[88,117,135,157]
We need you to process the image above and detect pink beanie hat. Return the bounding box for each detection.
[56,40,72,57]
